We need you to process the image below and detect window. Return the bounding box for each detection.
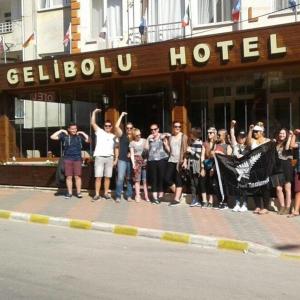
[107,0,123,39]
[274,0,299,10]
[90,0,104,39]
[39,0,70,10]
[194,0,232,25]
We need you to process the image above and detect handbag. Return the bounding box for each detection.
[203,158,214,171]
[180,167,190,183]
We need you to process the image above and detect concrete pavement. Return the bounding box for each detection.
[0,187,300,256]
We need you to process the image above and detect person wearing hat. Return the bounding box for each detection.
[246,122,271,214]
[230,120,248,212]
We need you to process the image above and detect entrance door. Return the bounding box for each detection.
[124,92,170,136]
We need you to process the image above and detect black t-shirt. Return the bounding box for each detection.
[118,134,130,161]
[59,133,84,161]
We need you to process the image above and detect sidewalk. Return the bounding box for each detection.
[0,187,300,254]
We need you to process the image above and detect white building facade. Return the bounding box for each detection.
[0,0,299,63]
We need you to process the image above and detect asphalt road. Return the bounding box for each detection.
[0,219,299,300]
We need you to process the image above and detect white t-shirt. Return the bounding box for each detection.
[93,128,116,157]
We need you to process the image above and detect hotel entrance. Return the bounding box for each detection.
[124,91,171,136]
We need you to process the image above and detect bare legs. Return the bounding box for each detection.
[66,176,81,195]
[95,177,111,197]
[276,182,292,214]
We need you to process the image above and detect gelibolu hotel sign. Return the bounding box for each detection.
[6,33,287,86]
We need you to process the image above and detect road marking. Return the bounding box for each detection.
[113,225,138,236]
[30,214,49,224]
[218,239,249,252]
[69,219,92,230]
[0,210,11,219]
[161,232,191,244]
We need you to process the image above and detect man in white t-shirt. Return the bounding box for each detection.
[91,108,118,201]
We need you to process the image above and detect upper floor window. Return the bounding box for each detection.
[194,0,232,25]
[107,0,123,39]
[274,0,299,10]
[90,0,104,39]
[39,0,71,10]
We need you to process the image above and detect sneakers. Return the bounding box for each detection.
[232,204,241,212]
[206,202,213,208]
[218,203,229,210]
[76,193,83,199]
[102,194,111,200]
[239,204,248,212]
[64,193,72,199]
[151,199,160,205]
[169,200,181,207]
[126,197,134,202]
[92,195,101,201]
[115,198,121,203]
[190,199,202,207]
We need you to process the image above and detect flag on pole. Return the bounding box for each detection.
[139,16,147,35]
[63,23,71,47]
[181,3,190,27]
[232,0,241,22]
[0,36,4,55]
[22,32,35,48]
[99,19,107,39]
[289,0,297,12]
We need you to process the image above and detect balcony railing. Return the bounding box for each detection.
[0,22,12,34]
[129,21,184,45]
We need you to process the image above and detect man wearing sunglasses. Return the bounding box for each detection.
[114,111,134,202]
[91,108,118,201]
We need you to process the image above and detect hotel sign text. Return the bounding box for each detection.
[5,33,287,87]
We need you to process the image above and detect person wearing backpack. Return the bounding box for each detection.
[51,122,89,199]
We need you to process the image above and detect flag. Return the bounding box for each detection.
[99,19,107,39]
[181,3,190,27]
[0,36,4,55]
[63,23,71,47]
[22,32,35,48]
[289,0,297,12]
[214,142,277,197]
[232,0,241,22]
[139,16,147,35]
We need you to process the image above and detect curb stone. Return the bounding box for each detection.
[0,209,298,260]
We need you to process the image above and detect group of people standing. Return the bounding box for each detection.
[50,109,300,217]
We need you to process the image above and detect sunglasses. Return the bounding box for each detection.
[253,130,259,133]
[173,125,181,128]
[150,128,158,131]
[208,132,215,134]
[104,125,112,128]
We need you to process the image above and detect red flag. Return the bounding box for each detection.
[22,32,35,48]
[232,0,241,22]
[181,3,190,27]
[63,23,71,47]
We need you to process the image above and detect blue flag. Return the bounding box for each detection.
[289,0,297,12]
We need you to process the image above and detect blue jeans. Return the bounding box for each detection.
[115,160,133,199]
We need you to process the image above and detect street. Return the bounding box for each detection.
[0,219,299,300]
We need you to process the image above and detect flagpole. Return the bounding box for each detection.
[70,23,72,54]
[3,36,7,63]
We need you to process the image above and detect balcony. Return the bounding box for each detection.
[0,21,12,34]
[128,21,184,45]
[0,19,23,53]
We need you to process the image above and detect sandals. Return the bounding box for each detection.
[258,209,269,215]
[253,207,261,214]
[287,213,300,218]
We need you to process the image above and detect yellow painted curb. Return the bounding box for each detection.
[218,239,248,252]
[0,210,11,219]
[69,219,92,230]
[113,225,138,236]
[281,253,300,261]
[30,214,49,224]
[161,232,190,244]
